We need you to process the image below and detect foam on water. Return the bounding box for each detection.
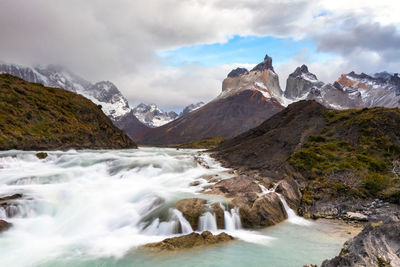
[0,148,280,266]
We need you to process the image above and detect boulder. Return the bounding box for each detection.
[36,152,48,159]
[142,231,234,251]
[208,176,261,202]
[234,193,287,228]
[174,198,206,230]
[346,212,368,221]
[0,220,12,233]
[322,218,400,267]
[276,178,302,209]
[212,203,225,229]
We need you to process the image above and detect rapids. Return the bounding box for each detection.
[0,148,357,267]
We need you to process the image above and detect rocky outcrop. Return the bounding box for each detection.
[206,176,288,228]
[174,198,207,230]
[322,218,400,267]
[237,193,287,228]
[142,231,234,251]
[0,74,137,150]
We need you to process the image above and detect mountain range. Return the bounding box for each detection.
[1,55,399,146]
[0,63,205,139]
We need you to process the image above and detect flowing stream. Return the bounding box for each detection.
[0,148,358,267]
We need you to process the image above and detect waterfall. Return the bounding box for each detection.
[258,184,274,196]
[171,209,194,233]
[142,208,193,235]
[198,212,217,231]
[224,208,242,230]
[277,194,311,226]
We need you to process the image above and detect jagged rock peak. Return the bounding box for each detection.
[251,54,274,72]
[227,68,249,78]
[289,64,316,79]
[347,71,372,80]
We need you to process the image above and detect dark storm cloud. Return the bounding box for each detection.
[317,21,400,62]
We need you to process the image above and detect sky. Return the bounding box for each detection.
[0,0,400,111]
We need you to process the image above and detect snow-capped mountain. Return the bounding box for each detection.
[180,102,205,116]
[334,71,400,108]
[132,103,178,128]
[284,65,400,109]
[0,63,149,140]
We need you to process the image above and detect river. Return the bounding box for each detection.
[0,148,357,266]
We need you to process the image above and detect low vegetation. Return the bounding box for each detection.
[170,137,227,149]
[289,107,400,204]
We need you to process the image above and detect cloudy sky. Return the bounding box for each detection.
[1,0,399,111]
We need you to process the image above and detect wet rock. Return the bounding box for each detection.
[189,181,201,187]
[0,193,23,218]
[36,152,48,159]
[276,178,302,209]
[322,218,400,267]
[174,198,206,230]
[208,176,261,202]
[235,193,287,228]
[142,231,234,251]
[212,203,225,229]
[0,194,23,203]
[0,220,12,233]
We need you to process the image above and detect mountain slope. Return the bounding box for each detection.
[0,74,136,150]
[0,63,149,140]
[138,55,284,145]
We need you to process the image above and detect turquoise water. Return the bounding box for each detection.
[0,148,356,267]
[39,220,355,267]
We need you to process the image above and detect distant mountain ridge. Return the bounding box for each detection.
[0,63,149,140]
[132,103,178,128]
[132,102,205,128]
[284,64,400,109]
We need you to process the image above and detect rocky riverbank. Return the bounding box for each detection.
[209,100,400,265]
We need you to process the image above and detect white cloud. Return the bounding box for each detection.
[0,0,399,109]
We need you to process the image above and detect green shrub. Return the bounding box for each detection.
[361,173,393,196]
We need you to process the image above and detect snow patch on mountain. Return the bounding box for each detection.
[132,103,178,128]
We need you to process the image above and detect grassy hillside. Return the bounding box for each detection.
[289,107,400,204]
[213,101,400,205]
[0,74,136,150]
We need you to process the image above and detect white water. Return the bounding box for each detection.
[0,148,283,267]
[258,184,311,226]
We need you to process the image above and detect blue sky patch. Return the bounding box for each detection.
[157,35,335,67]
